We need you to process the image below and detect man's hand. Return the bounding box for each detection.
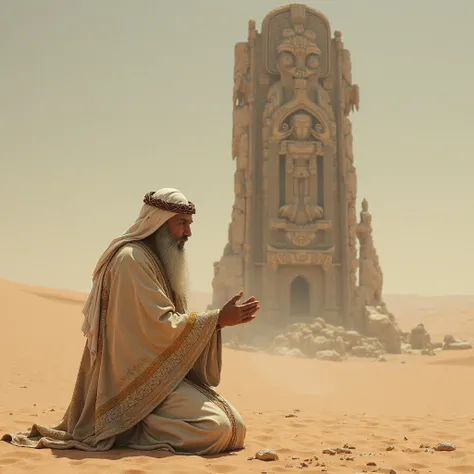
[217,292,260,328]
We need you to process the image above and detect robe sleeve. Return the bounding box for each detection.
[94,243,221,441]
[187,328,222,387]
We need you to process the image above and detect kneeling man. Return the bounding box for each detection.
[2,188,259,454]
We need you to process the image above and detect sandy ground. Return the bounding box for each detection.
[1,278,474,474]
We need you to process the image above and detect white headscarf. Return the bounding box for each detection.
[81,188,194,360]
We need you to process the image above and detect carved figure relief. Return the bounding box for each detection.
[355,199,384,307]
[341,49,360,116]
[233,42,250,108]
[277,112,324,226]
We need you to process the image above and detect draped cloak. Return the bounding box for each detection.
[2,242,246,454]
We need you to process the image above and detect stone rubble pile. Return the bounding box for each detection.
[224,305,472,361]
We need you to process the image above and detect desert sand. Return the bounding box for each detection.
[1,278,474,474]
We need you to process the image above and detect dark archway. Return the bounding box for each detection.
[290,276,310,315]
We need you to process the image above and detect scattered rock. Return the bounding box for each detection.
[322,449,336,455]
[421,348,436,356]
[335,447,352,454]
[367,461,377,466]
[315,350,342,362]
[386,445,395,451]
[255,449,279,461]
[434,441,456,452]
[410,323,431,350]
[285,413,297,418]
[365,306,401,354]
[443,335,472,350]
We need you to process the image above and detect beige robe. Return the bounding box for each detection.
[2,242,245,454]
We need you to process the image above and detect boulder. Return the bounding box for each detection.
[365,306,401,354]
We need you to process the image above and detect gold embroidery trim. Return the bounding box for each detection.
[184,379,237,452]
[95,312,197,419]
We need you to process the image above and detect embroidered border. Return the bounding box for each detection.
[95,312,196,419]
[184,379,238,452]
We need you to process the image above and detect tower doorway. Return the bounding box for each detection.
[290,276,310,315]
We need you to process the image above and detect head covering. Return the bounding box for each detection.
[81,188,195,359]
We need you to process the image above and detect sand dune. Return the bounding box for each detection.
[1,278,474,473]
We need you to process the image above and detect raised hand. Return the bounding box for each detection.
[217,292,260,328]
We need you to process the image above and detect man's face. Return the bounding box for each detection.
[166,214,193,249]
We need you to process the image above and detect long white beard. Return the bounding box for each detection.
[153,225,189,300]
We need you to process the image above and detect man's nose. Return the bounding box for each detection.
[184,225,192,237]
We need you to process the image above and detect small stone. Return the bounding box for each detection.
[247,456,254,460]
[434,441,456,452]
[335,447,352,454]
[343,443,356,449]
[367,461,377,466]
[404,436,408,441]
[291,455,299,459]
[299,461,309,468]
[322,448,336,455]
[9,412,13,416]
[286,413,297,418]
[386,445,395,451]
[256,449,279,461]
[389,470,397,474]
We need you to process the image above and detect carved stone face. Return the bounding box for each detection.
[276,26,321,81]
[290,113,312,140]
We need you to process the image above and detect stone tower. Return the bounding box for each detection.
[211,4,384,337]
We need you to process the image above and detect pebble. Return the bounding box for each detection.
[434,441,456,452]
[255,449,279,461]
[322,448,336,455]
[386,445,395,451]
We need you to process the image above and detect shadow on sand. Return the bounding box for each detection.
[52,448,235,461]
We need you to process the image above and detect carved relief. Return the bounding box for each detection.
[267,246,333,271]
[339,46,359,303]
[233,42,250,108]
[341,48,360,117]
[355,199,384,307]
[277,113,324,226]
[286,231,316,247]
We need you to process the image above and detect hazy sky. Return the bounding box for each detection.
[1,0,473,297]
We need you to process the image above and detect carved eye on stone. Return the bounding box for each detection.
[278,52,295,68]
[281,123,290,132]
[306,54,320,69]
[314,123,323,133]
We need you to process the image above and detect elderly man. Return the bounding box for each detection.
[3,188,259,454]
